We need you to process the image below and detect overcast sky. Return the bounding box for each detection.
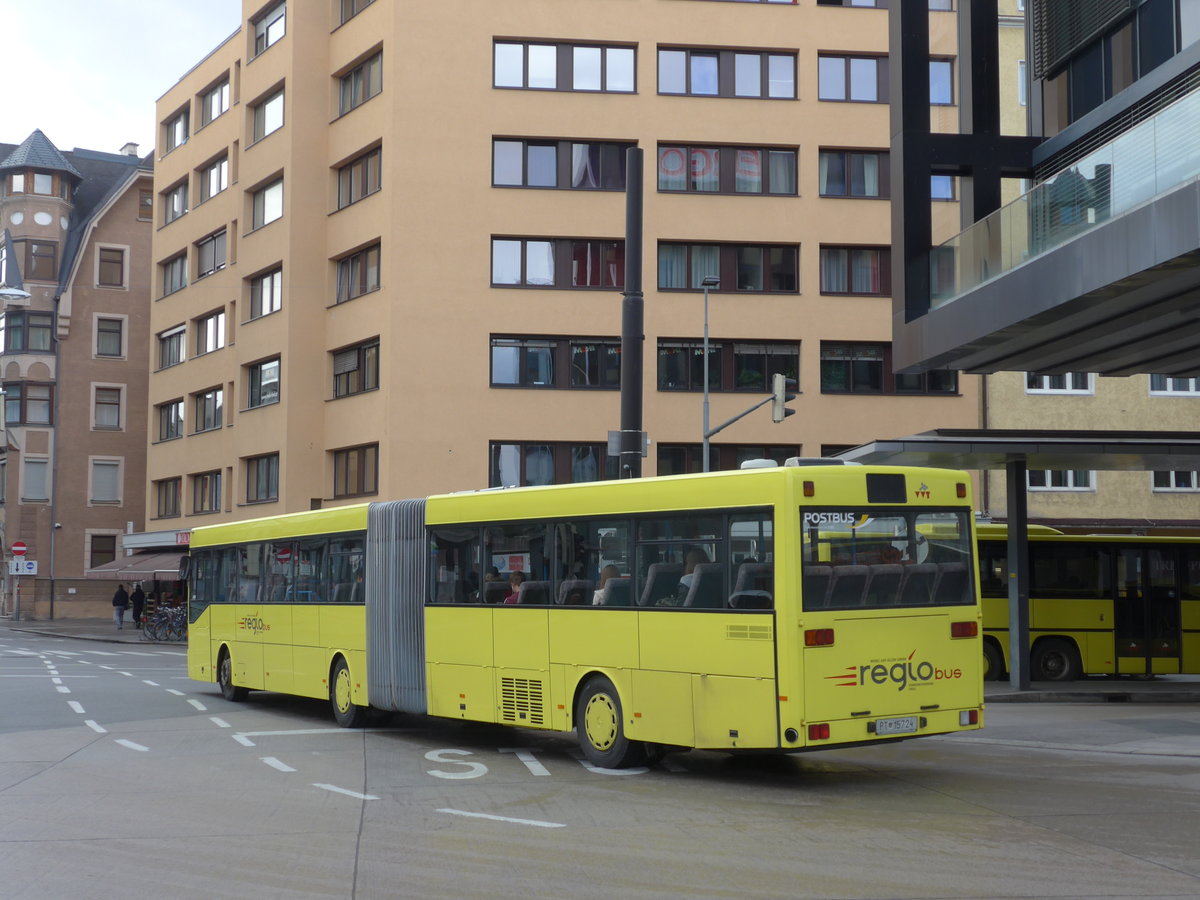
[8,1,244,156]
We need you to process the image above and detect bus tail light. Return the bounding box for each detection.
[803,480,815,497]
[951,621,978,638]
[956,482,967,498]
[959,710,979,726]
[805,628,835,647]
[808,723,830,740]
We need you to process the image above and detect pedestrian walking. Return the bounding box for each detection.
[130,583,146,629]
[112,583,129,630]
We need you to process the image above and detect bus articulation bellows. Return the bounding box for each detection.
[186,464,984,768]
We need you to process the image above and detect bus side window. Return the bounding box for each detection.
[429,526,481,604]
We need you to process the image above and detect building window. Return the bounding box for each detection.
[252,89,284,141]
[930,174,956,200]
[23,459,49,501]
[657,243,798,292]
[196,230,227,278]
[337,147,382,209]
[495,41,635,92]
[193,470,222,514]
[491,238,625,288]
[252,1,286,57]
[199,156,229,202]
[817,54,887,102]
[200,78,230,126]
[1150,374,1200,395]
[819,149,888,198]
[138,189,153,221]
[929,58,953,105]
[96,318,123,357]
[1028,470,1094,491]
[195,310,226,355]
[163,109,188,153]
[658,340,798,392]
[1017,59,1027,107]
[491,337,556,388]
[489,442,619,487]
[657,145,797,195]
[93,387,122,429]
[246,453,279,503]
[820,343,883,393]
[1026,372,1093,394]
[894,369,959,394]
[90,459,121,503]
[332,340,379,397]
[3,383,53,425]
[156,478,182,518]
[163,182,188,223]
[250,267,283,318]
[340,0,375,23]
[335,244,380,302]
[158,326,185,369]
[657,48,795,98]
[98,248,125,287]
[91,534,118,566]
[251,178,283,229]
[333,444,378,497]
[194,387,223,433]
[492,139,634,190]
[1153,471,1199,491]
[569,339,622,388]
[162,254,187,296]
[14,240,57,282]
[658,444,796,476]
[819,246,890,295]
[248,358,280,408]
[1,311,55,352]
[339,51,383,115]
[157,400,184,441]
[490,336,622,390]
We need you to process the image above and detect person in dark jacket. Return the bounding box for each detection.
[112,583,129,630]
[130,583,146,629]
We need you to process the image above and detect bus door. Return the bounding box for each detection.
[1115,548,1181,675]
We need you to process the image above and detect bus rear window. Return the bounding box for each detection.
[801,508,974,610]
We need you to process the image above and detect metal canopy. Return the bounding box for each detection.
[87,551,186,581]
[835,429,1200,471]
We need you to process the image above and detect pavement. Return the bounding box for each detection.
[5,616,1200,703]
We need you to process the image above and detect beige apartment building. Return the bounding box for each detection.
[148,0,978,527]
[0,131,153,619]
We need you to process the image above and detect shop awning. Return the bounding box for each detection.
[88,551,187,581]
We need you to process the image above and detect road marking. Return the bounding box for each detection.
[121,651,160,657]
[437,808,565,829]
[55,685,71,694]
[261,757,296,772]
[115,739,149,752]
[499,748,551,776]
[85,720,107,734]
[165,689,185,696]
[209,717,231,728]
[51,677,62,685]
[118,671,133,677]
[68,701,85,714]
[187,699,207,711]
[233,734,256,747]
[237,728,348,738]
[313,784,379,800]
[142,680,160,686]
[99,665,115,670]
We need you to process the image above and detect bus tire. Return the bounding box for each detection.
[575,675,647,769]
[1031,638,1080,682]
[330,657,368,728]
[217,648,248,701]
[982,640,1005,681]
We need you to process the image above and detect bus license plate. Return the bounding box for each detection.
[874,716,918,736]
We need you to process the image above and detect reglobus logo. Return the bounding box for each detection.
[826,650,962,691]
[238,616,270,633]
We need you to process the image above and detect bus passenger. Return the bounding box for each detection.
[503,571,525,604]
[679,548,710,589]
[592,565,621,605]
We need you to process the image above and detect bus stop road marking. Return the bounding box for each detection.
[261,757,296,772]
[437,808,565,829]
[115,739,149,752]
[313,784,379,800]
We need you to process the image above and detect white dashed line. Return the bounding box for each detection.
[437,808,565,828]
[68,701,85,714]
[165,689,185,696]
[187,699,207,711]
[313,784,379,800]
[209,717,231,728]
[115,739,148,752]
[85,720,107,734]
[233,734,255,747]
[51,678,62,685]
[261,757,296,772]
[55,685,71,694]
[142,680,160,686]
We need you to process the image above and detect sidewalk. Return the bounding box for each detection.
[2,616,172,645]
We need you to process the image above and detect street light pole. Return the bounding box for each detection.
[700,275,720,472]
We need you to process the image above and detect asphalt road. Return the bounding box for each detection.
[2,628,1199,900]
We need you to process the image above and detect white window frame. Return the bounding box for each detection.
[1151,471,1200,492]
[1025,372,1094,394]
[1027,470,1095,492]
[88,457,124,505]
[1149,374,1200,395]
[94,313,127,359]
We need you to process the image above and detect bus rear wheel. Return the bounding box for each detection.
[217,649,248,701]
[983,640,1005,681]
[575,675,647,769]
[330,657,368,728]
[1031,639,1080,682]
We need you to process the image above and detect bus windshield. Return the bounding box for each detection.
[801,507,974,610]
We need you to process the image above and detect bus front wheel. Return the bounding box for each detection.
[983,640,1005,681]
[1031,639,1080,682]
[217,649,248,701]
[576,675,647,769]
[330,657,368,728]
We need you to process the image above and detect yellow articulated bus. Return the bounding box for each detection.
[977,525,1200,681]
[186,463,984,768]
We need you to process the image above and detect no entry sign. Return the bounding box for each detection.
[11,541,26,557]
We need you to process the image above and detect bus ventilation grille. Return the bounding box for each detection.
[500,677,546,725]
[726,624,773,641]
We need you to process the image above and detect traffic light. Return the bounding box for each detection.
[771,373,796,423]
